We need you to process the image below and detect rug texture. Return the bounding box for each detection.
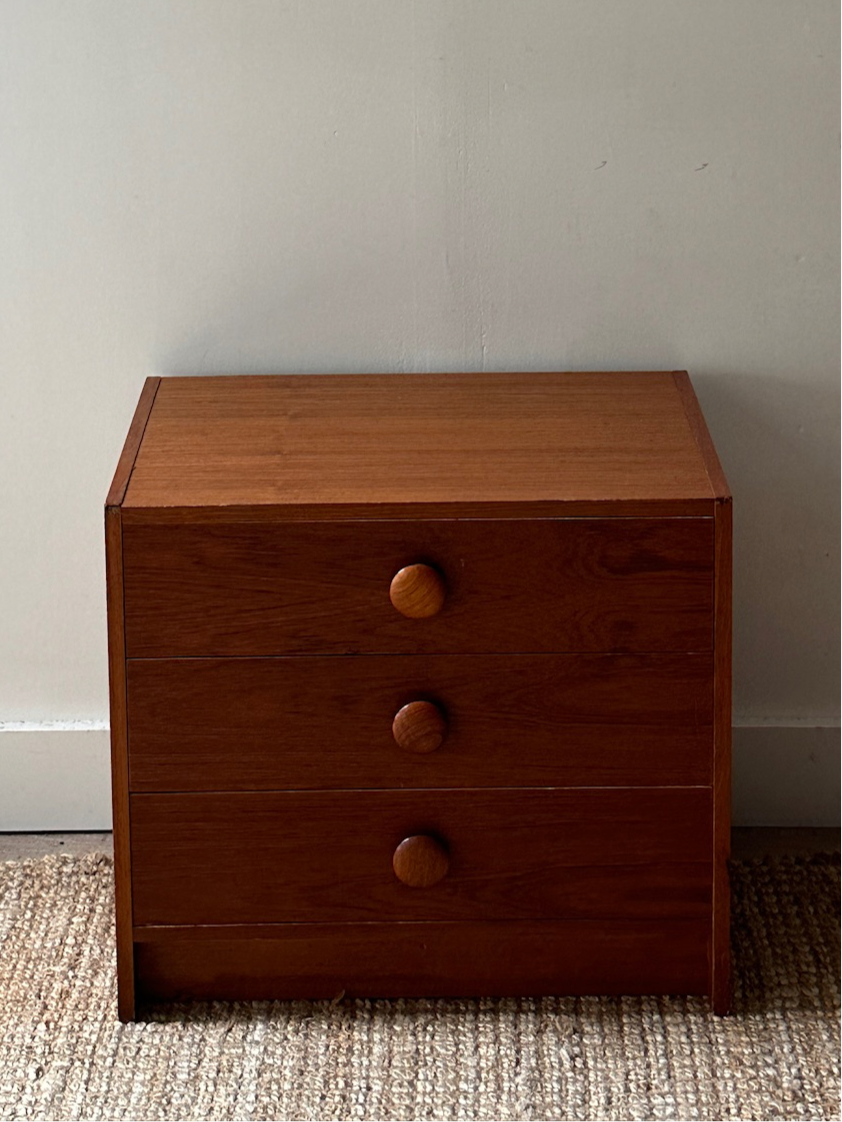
[0,853,838,1122]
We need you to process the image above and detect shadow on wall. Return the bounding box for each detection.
[691,367,839,722]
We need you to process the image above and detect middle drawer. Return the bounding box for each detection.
[127,653,713,790]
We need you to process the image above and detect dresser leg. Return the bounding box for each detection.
[116,970,136,1023]
[713,968,732,1016]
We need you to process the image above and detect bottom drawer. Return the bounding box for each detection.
[134,919,711,1004]
[130,788,712,926]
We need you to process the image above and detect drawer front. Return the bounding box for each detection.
[130,788,712,926]
[134,918,711,1002]
[127,653,713,791]
[122,518,713,657]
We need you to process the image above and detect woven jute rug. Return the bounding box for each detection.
[0,854,838,1122]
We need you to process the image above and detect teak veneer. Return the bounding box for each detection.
[105,370,732,1020]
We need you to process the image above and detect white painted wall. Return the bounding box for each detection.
[0,1,838,828]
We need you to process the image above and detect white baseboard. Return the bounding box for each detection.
[0,722,839,831]
[732,725,840,827]
[0,725,112,832]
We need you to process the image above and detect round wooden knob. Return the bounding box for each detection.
[392,701,447,754]
[389,563,446,619]
[392,835,449,887]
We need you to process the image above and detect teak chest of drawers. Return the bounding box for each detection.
[105,371,732,1021]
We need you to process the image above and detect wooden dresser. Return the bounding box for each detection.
[105,371,732,1021]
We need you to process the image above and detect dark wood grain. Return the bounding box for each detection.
[105,509,135,1022]
[126,653,713,791]
[130,788,712,926]
[122,372,716,515]
[122,518,714,658]
[133,918,711,1005]
[712,497,733,1013]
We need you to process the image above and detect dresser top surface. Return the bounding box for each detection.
[116,371,729,518]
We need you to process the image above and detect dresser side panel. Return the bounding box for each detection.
[105,507,135,1021]
[671,372,731,500]
[106,377,161,509]
[712,497,733,1012]
[106,377,163,1021]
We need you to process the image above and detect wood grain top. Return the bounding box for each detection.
[119,372,727,517]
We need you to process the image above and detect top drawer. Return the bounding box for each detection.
[122,518,713,657]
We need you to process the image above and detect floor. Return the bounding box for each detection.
[2,846,838,1120]
[0,827,838,861]
[0,832,114,859]
[730,826,839,857]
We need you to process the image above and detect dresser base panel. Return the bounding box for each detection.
[132,920,711,1012]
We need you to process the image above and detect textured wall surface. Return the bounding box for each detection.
[0,2,837,822]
